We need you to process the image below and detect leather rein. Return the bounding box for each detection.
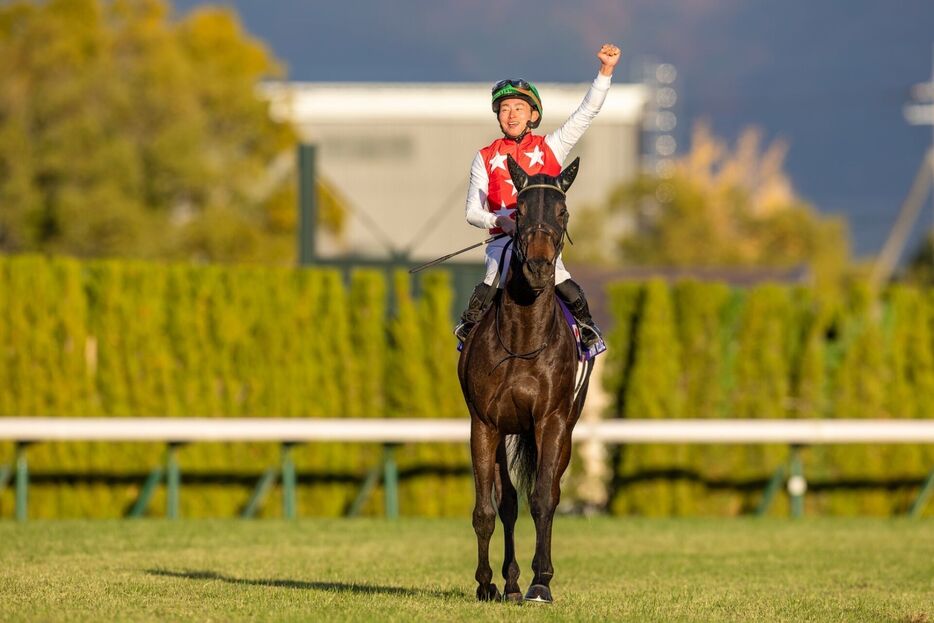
[491,182,568,372]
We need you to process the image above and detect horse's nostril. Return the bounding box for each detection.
[525,260,553,284]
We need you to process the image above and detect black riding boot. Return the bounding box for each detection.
[454,282,493,343]
[556,279,603,349]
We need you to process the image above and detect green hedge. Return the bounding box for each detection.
[2,256,932,518]
[0,256,470,519]
[605,279,934,517]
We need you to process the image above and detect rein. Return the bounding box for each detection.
[491,291,559,373]
[513,183,572,264]
[486,179,570,372]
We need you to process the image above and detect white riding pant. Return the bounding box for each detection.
[483,236,571,287]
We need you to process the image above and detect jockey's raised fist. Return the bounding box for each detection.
[597,44,621,75]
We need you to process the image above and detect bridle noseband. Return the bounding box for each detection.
[518,183,565,195]
[490,181,568,372]
[513,183,567,264]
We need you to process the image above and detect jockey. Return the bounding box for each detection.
[455,43,621,347]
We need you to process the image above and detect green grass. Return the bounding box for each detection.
[0,517,932,622]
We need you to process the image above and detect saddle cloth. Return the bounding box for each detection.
[456,299,607,362]
[557,298,607,362]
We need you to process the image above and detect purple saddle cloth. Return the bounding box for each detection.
[557,298,607,362]
[457,299,607,362]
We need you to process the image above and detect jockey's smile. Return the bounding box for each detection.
[497,98,540,139]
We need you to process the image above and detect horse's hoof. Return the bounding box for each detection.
[476,583,501,602]
[503,591,523,604]
[524,584,553,603]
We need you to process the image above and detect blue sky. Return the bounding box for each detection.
[176,0,934,258]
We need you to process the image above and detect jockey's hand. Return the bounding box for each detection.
[496,216,517,235]
[597,43,621,76]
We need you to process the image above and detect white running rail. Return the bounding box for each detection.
[1,417,934,443]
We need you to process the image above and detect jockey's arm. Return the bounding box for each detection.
[465,152,498,230]
[544,72,612,165]
[466,74,611,230]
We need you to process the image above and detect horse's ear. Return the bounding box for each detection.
[557,157,580,193]
[506,154,528,192]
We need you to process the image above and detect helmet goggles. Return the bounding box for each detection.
[491,78,543,125]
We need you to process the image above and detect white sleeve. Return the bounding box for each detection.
[465,152,497,230]
[545,73,612,165]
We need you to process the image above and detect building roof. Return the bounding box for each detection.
[261,81,648,125]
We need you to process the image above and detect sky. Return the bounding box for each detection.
[175,0,934,258]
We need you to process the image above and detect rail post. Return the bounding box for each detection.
[128,468,164,518]
[241,468,278,519]
[347,462,383,518]
[787,444,806,518]
[908,467,934,517]
[756,466,785,516]
[15,442,28,522]
[166,443,181,519]
[281,442,297,519]
[383,444,399,520]
[0,465,10,497]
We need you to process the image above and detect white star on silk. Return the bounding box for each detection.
[494,201,515,219]
[488,151,508,172]
[524,145,545,167]
[504,179,517,196]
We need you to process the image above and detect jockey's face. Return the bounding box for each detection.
[497,98,540,138]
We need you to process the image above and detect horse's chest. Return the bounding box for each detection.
[477,371,568,431]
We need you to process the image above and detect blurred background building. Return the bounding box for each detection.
[262,80,650,262]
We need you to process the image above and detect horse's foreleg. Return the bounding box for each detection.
[526,419,573,603]
[471,422,501,602]
[495,440,522,602]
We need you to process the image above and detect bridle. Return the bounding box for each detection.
[512,183,568,266]
[491,182,568,371]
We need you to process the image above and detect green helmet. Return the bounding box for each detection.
[491,79,543,128]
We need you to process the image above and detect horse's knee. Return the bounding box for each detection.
[529,488,559,522]
[473,504,496,537]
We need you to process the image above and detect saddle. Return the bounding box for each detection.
[456,240,605,361]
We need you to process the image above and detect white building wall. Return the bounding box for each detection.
[263,82,648,261]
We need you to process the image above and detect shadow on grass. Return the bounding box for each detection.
[145,568,465,599]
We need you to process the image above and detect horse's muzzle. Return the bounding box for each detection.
[523,259,554,291]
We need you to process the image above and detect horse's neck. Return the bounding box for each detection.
[500,273,557,345]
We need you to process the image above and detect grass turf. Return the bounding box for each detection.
[0,517,932,622]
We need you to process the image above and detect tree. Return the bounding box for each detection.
[567,122,851,289]
[902,228,934,285]
[0,0,342,263]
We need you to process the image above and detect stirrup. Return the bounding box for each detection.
[577,321,603,349]
[454,282,494,344]
[454,321,474,343]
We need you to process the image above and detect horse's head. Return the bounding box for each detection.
[506,154,580,292]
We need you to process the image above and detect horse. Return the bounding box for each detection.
[457,154,594,604]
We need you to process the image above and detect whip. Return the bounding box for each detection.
[408,234,507,274]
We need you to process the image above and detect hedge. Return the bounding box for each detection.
[605,279,934,517]
[1,255,932,518]
[0,256,470,519]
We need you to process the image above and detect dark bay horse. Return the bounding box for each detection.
[457,155,594,604]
